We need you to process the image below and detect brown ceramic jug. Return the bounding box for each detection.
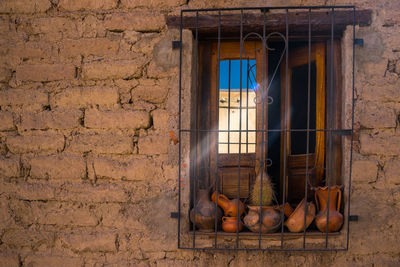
[211,191,245,217]
[314,185,343,233]
[190,189,223,232]
[285,198,316,233]
[221,216,244,233]
[243,206,281,233]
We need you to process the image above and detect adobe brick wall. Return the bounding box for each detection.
[0,0,399,266]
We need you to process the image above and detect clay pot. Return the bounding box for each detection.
[243,206,281,233]
[190,189,223,232]
[222,216,244,233]
[285,198,315,233]
[211,191,245,217]
[314,185,343,233]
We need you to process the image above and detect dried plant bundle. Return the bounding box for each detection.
[249,170,274,206]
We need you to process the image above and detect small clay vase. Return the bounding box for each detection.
[190,189,223,232]
[314,185,343,233]
[243,206,281,233]
[285,198,316,233]
[211,191,245,217]
[222,216,244,233]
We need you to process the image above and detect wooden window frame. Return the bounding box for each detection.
[210,42,265,192]
[196,39,343,203]
[280,42,326,202]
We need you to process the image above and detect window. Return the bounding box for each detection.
[199,39,328,204]
[169,6,372,251]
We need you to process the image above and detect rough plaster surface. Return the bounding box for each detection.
[0,0,399,266]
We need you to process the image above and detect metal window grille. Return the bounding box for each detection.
[175,6,365,251]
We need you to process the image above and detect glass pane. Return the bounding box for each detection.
[229,144,239,153]
[219,144,228,154]
[230,132,239,144]
[247,144,256,153]
[218,59,257,154]
[240,144,248,153]
[218,107,228,143]
[241,132,247,143]
[290,63,317,155]
[248,132,256,143]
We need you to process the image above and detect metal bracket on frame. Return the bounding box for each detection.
[354,38,364,47]
[332,129,352,136]
[172,41,182,49]
[349,215,359,222]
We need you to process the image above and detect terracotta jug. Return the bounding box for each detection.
[314,185,343,233]
[211,191,245,217]
[285,198,316,233]
[243,206,281,233]
[222,216,244,233]
[190,189,223,232]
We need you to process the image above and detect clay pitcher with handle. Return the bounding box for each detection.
[211,191,245,217]
[314,185,343,233]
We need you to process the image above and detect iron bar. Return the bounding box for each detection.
[346,6,356,250]
[177,9,183,249]
[181,128,352,133]
[258,8,267,249]
[219,142,256,145]
[214,10,222,249]
[280,8,289,249]
[325,7,335,248]
[219,106,256,110]
[246,58,249,153]
[228,60,231,153]
[179,246,349,252]
[192,11,199,249]
[302,8,312,249]
[181,6,356,12]
[236,9,244,249]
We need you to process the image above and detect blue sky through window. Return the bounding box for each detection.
[219,59,256,90]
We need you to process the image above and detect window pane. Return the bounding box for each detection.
[230,132,239,143]
[290,63,317,155]
[218,59,257,154]
[218,106,228,143]
[247,144,255,153]
[219,144,228,154]
[229,144,239,153]
[248,132,256,143]
[240,144,248,153]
